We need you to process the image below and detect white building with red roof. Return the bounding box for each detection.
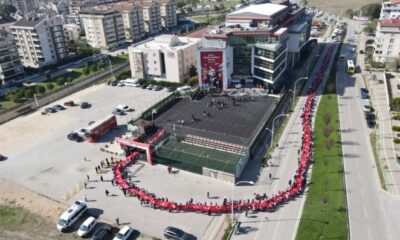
[373,18,400,62]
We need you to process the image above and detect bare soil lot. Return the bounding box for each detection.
[310,0,380,16]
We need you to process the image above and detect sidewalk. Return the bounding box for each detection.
[357,32,400,195]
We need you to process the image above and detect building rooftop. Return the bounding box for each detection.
[79,9,119,15]
[389,0,400,5]
[130,34,200,50]
[379,18,400,27]
[228,3,287,19]
[288,21,307,33]
[154,94,276,146]
[11,16,46,28]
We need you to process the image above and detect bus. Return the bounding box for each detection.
[85,115,117,142]
[346,60,355,74]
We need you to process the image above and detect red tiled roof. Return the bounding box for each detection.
[379,18,400,27]
[390,0,400,5]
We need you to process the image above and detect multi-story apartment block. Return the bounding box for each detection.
[80,9,126,50]
[0,30,24,85]
[380,0,400,20]
[373,18,400,63]
[11,0,39,13]
[160,0,177,30]
[128,35,200,83]
[63,23,81,44]
[10,15,68,68]
[113,2,145,43]
[142,0,162,36]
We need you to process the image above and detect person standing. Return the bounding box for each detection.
[100,175,104,182]
[207,192,210,199]
[105,189,109,196]
[86,175,90,181]
[115,217,119,226]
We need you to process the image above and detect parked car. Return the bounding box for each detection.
[113,226,134,240]
[67,132,84,142]
[78,217,97,237]
[153,85,162,91]
[367,120,376,128]
[116,105,134,112]
[359,50,364,54]
[57,200,87,232]
[0,154,6,161]
[112,108,126,116]
[92,224,112,240]
[360,88,369,94]
[141,84,148,89]
[64,100,76,106]
[80,102,91,109]
[42,107,56,114]
[365,112,376,120]
[164,226,193,240]
[363,105,371,112]
[146,84,154,90]
[53,104,66,111]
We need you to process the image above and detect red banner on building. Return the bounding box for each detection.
[200,51,223,89]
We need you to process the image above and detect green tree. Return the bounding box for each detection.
[90,63,98,73]
[5,91,16,101]
[189,65,197,77]
[56,78,66,86]
[176,1,185,9]
[213,5,220,11]
[25,80,32,84]
[360,3,381,20]
[24,89,34,98]
[345,9,354,18]
[46,83,55,90]
[82,66,90,75]
[16,88,25,99]
[0,4,16,18]
[363,21,377,33]
[35,85,46,94]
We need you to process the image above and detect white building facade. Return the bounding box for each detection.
[10,15,68,68]
[142,0,162,36]
[113,2,145,43]
[380,0,400,20]
[373,18,400,63]
[128,35,200,83]
[80,9,126,50]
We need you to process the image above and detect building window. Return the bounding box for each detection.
[388,45,393,50]
[387,51,392,56]
[390,38,394,43]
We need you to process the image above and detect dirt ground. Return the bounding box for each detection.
[0,177,75,240]
[309,0,380,16]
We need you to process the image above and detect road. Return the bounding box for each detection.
[337,19,400,240]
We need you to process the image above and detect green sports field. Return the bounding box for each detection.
[154,140,243,174]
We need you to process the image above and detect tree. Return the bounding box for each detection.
[46,83,55,91]
[363,21,377,33]
[82,66,90,75]
[24,89,34,98]
[0,4,16,18]
[189,65,197,77]
[188,76,198,86]
[16,88,25,99]
[90,63,98,73]
[345,9,354,19]
[5,91,16,101]
[186,6,193,13]
[360,3,381,20]
[176,1,185,9]
[56,78,66,86]
[213,5,220,11]
[35,85,46,94]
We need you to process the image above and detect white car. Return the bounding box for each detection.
[116,105,134,112]
[113,226,134,240]
[75,128,87,137]
[363,105,371,112]
[77,216,97,237]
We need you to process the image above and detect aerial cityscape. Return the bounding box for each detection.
[0,0,400,239]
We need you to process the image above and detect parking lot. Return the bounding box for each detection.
[0,83,171,201]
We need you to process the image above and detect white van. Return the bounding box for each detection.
[57,200,87,232]
[123,78,139,87]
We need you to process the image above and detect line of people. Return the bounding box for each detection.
[110,45,335,214]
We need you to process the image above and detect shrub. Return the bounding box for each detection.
[5,91,16,101]
[188,76,198,86]
[82,66,90,75]
[394,138,400,144]
[392,98,400,107]
[323,126,334,138]
[325,138,334,150]
[24,80,32,84]
[323,113,332,125]
[24,88,34,98]
[56,78,66,86]
[393,126,400,131]
[393,114,400,121]
[16,88,25,99]
[46,83,55,90]
[90,64,98,73]
[35,85,46,94]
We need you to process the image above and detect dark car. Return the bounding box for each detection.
[367,120,376,128]
[45,107,57,113]
[80,102,91,109]
[360,88,369,94]
[67,132,84,142]
[112,108,126,116]
[92,224,112,240]
[141,84,148,89]
[53,104,65,111]
[0,154,6,161]
[167,87,176,92]
[365,112,376,120]
[359,50,364,54]
[164,226,194,240]
[64,100,76,107]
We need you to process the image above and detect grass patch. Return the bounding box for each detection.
[0,205,38,231]
[221,220,233,240]
[369,132,387,190]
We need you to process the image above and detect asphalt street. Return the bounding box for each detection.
[337,19,400,240]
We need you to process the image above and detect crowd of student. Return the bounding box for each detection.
[111,46,335,214]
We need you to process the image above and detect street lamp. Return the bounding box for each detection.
[272,114,289,147]
[231,181,254,226]
[291,77,308,110]
[265,128,273,149]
